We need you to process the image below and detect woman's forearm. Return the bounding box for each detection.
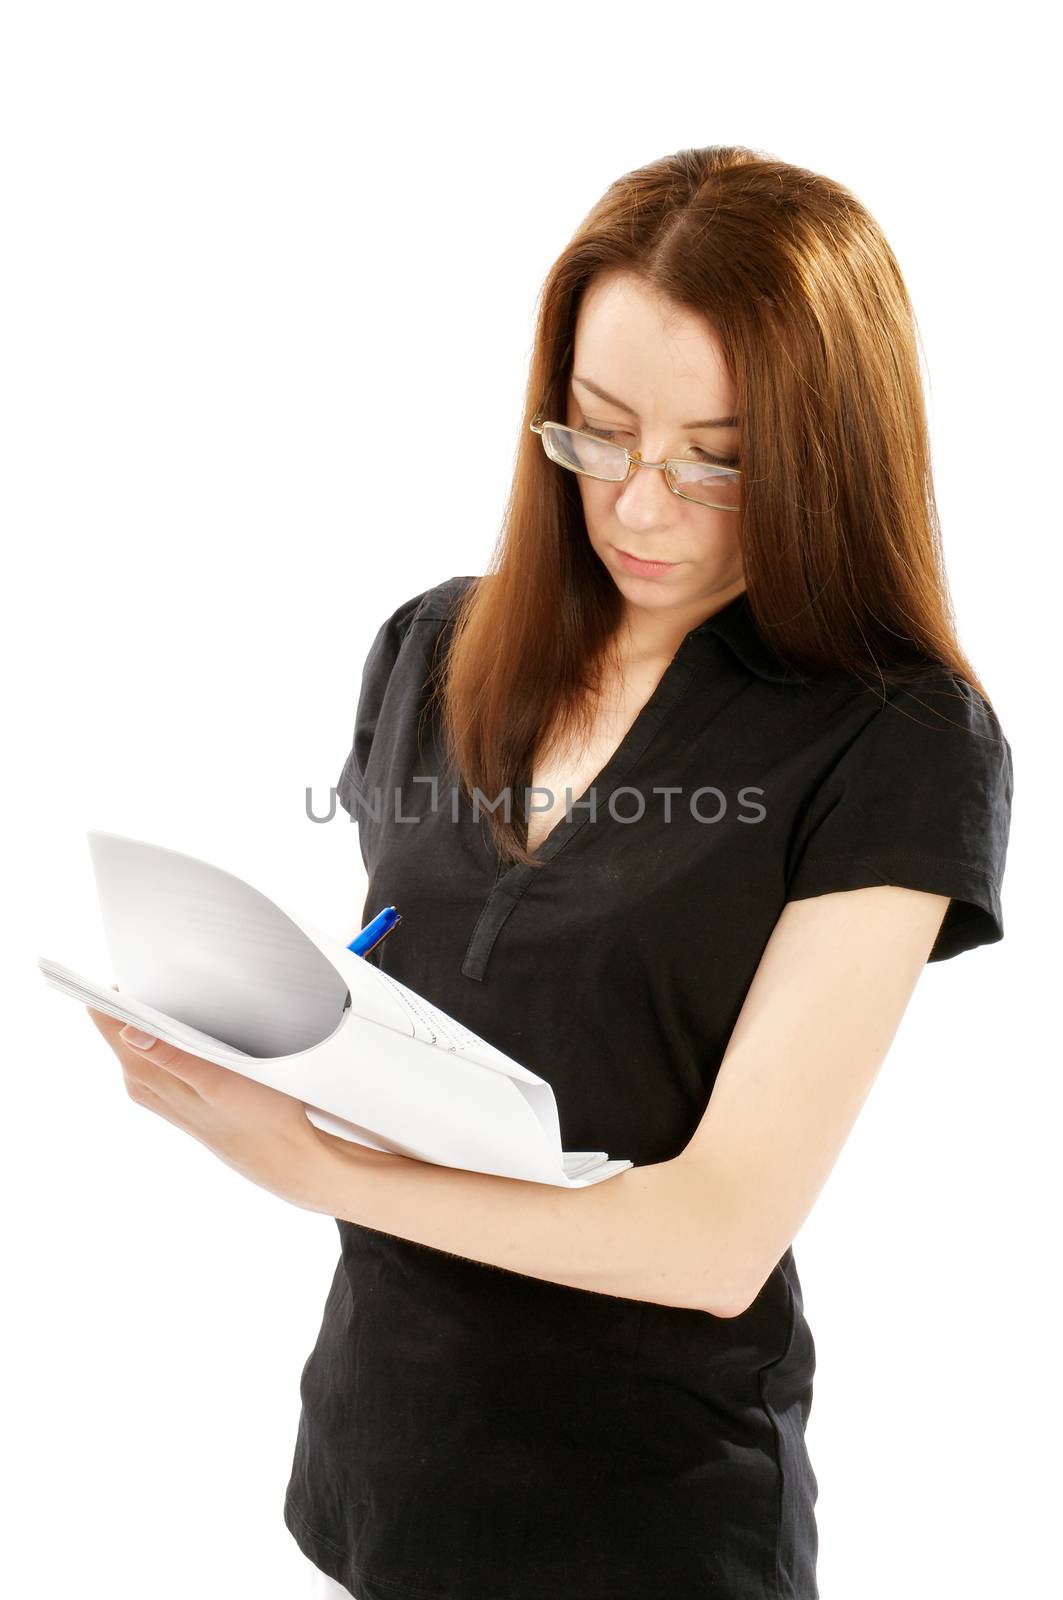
[318,1141,742,1316]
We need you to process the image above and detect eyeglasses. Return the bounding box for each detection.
[528,356,741,514]
[530,415,742,511]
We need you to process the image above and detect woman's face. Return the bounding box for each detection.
[563,271,746,631]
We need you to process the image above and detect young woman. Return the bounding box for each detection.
[91,145,1013,1600]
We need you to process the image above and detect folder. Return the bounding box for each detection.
[38,831,633,1189]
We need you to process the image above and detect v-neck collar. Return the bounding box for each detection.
[459,588,805,982]
[689,590,806,685]
[461,637,703,980]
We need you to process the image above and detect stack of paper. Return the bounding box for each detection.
[37,832,632,1188]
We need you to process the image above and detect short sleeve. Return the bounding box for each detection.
[785,671,1014,962]
[335,585,435,817]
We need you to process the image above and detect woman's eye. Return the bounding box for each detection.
[579,421,626,443]
[579,418,738,469]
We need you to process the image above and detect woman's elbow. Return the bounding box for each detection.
[666,1159,766,1319]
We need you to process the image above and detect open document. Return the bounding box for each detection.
[37,832,632,1189]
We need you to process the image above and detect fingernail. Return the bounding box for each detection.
[120,1026,158,1050]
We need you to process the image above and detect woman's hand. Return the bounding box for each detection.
[85,987,397,1215]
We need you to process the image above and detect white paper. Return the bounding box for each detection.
[38,832,633,1189]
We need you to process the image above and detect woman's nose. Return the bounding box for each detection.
[615,457,676,518]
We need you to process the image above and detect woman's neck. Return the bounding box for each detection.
[614,581,745,668]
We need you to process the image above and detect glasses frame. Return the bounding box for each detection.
[528,351,742,513]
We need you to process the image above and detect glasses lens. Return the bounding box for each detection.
[668,459,741,511]
[541,424,628,482]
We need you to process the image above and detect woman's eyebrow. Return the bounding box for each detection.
[571,373,739,429]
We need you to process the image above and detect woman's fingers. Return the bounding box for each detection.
[78,979,343,1214]
[117,1029,214,1096]
[85,991,209,1111]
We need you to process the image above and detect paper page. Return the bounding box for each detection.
[90,830,551,1087]
[40,953,631,1188]
[38,958,255,1061]
[46,832,635,1188]
[87,830,412,1053]
[340,953,550,1094]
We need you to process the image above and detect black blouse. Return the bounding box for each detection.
[284,574,1014,1600]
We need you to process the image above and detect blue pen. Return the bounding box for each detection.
[347,905,402,957]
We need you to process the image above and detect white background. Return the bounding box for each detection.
[3,3,1057,1596]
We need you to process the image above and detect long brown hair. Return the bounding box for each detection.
[431,143,994,870]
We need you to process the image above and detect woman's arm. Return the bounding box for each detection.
[315,881,952,1317]
[93,883,948,1317]
[317,1130,743,1315]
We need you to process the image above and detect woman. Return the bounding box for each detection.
[92,145,1013,1599]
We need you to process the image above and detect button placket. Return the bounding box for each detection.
[460,640,706,982]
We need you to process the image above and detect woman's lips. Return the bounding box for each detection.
[614,547,680,576]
